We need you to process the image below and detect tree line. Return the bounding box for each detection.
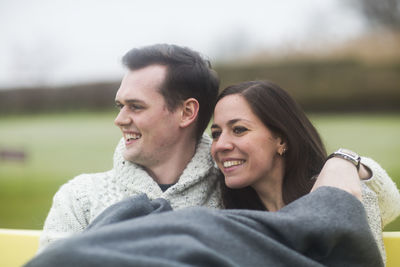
[1,58,399,115]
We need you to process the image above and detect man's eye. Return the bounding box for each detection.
[211,131,221,140]
[129,105,143,111]
[233,126,248,135]
[115,103,123,110]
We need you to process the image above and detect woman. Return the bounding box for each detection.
[210,80,400,264]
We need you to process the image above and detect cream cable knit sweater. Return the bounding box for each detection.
[360,157,400,264]
[39,133,222,251]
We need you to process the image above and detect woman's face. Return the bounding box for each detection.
[211,94,285,190]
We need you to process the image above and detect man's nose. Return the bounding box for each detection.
[114,107,131,126]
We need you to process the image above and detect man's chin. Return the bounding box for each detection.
[122,151,138,163]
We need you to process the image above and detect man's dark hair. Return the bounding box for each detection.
[122,44,220,141]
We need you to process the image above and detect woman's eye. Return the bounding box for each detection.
[211,131,221,140]
[233,126,248,135]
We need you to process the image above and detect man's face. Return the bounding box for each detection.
[114,65,182,169]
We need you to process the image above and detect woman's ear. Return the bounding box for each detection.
[277,139,288,156]
[179,98,199,128]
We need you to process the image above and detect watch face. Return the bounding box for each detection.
[336,148,361,169]
[338,148,359,160]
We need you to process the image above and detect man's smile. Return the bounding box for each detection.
[124,132,142,144]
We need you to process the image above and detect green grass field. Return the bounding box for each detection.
[1,111,399,230]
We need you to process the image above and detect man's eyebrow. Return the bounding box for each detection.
[126,99,145,104]
[115,99,145,105]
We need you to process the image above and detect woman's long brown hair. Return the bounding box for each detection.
[217,80,327,210]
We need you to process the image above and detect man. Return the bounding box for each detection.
[39,44,222,250]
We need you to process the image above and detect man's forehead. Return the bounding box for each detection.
[116,67,166,98]
[115,87,164,106]
[126,65,167,83]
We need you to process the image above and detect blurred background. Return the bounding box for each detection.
[0,0,399,230]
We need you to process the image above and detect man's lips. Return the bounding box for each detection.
[123,132,141,145]
[124,132,141,141]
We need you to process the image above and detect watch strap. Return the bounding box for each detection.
[327,148,361,170]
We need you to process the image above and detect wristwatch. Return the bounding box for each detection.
[327,148,361,170]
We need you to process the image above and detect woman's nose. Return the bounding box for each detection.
[213,133,234,152]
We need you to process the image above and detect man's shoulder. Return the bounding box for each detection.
[59,170,114,194]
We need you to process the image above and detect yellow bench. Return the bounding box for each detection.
[384,231,400,267]
[0,229,41,267]
[1,229,399,267]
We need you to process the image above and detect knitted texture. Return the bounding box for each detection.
[39,133,223,251]
[362,157,400,227]
[360,156,400,265]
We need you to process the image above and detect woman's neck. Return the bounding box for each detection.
[257,185,285,212]
[253,161,285,212]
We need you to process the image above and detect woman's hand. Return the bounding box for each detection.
[311,157,362,201]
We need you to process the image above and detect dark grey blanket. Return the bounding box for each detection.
[26,187,383,267]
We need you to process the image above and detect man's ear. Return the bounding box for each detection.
[179,98,199,128]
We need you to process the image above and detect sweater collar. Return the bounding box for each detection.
[112,133,216,198]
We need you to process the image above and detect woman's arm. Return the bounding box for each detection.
[311,157,362,200]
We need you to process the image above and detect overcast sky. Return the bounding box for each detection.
[0,0,366,88]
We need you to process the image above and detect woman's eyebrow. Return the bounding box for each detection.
[210,124,220,129]
[211,119,246,129]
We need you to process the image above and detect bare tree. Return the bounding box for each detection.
[349,0,400,31]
